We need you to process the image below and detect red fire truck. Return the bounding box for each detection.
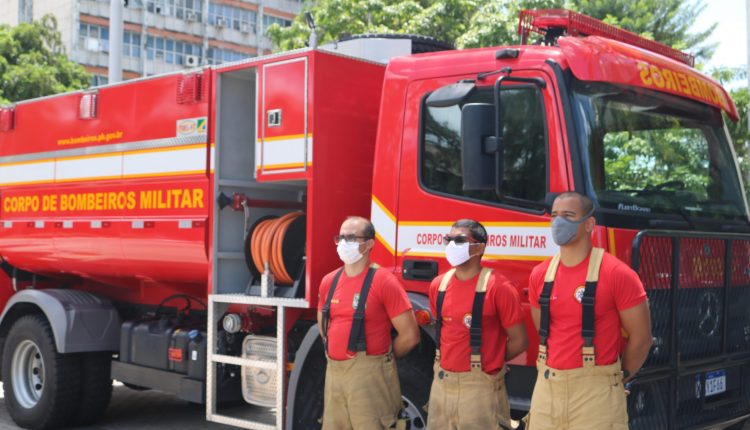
[0,8,747,430]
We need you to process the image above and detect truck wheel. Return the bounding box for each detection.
[2,315,81,429]
[397,341,434,429]
[72,352,113,426]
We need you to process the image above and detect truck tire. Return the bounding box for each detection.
[2,315,82,429]
[340,34,454,54]
[397,341,434,429]
[72,352,113,426]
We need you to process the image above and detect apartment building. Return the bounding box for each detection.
[0,0,300,84]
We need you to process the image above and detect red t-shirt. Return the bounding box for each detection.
[429,270,523,373]
[318,267,412,360]
[528,250,647,370]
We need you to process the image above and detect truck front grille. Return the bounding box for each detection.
[630,231,750,428]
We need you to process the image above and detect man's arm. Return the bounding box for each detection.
[391,310,420,358]
[619,301,653,382]
[530,306,541,331]
[317,311,324,340]
[505,322,528,361]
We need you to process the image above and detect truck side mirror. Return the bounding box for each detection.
[460,103,502,191]
[425,82,476,107]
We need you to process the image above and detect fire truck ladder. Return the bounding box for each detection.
[207,295,308,429]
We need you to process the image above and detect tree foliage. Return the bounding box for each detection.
[0,15,90,104]
[269,0,715,60]
[711,67,750,193]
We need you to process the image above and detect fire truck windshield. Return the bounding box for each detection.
[571,80,749,230]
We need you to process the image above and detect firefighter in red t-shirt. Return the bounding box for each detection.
[317,216,420,430]
[526,192,653,429]
[427,219,528,430]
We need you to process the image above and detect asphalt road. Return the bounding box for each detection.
[0,382,234,430]
[0,382,746,430]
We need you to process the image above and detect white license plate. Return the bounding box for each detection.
[705,370,726,397]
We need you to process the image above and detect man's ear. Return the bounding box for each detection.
[585,216,596,233]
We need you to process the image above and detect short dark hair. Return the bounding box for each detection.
[556,191,594,215]
[346,216,375,239]
[451,219,487,243]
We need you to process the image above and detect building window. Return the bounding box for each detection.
[262,14,292,34]
[79,23,141,58]
[91,74,109,87]
[18,0,33,23]
[146,35,202,65]
[147,0,203,22]
[123,32,141,58]
[206,47,251,65]
[79,23,109,52]
[208,3,256,33]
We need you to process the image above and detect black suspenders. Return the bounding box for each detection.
[436,268,492,367]
[539,248,604,366]
[321,267,377,354]
[347,268,377,352]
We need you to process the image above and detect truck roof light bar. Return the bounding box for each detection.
[0,107,14,132]
[518,9,695,67]
[79,92,98,120]
[177,72,204,104]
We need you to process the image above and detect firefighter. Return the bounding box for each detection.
[317,216,420,430]
[526,192,653,429]
[427,219,528,430]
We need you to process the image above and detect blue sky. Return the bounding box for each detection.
[693,0,746,71]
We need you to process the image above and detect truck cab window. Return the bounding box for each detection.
[421,86,547,207]
[572,80,747,227]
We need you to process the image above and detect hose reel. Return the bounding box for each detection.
[244,212,306,286]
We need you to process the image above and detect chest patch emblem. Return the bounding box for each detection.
[331,299,340,304]
[574,286,585,303]
[463,313,472,329]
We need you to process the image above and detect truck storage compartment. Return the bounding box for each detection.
[211,52,386,304]
[119,317,207,377]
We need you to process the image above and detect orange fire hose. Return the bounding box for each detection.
[250,212,304,285]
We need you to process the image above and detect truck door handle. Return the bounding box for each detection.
[402,260,439,281]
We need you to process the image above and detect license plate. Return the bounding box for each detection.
[705,370,726,397]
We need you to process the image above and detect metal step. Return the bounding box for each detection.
[206,295,290,429]
[210,293,309,308]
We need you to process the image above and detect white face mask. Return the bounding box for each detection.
[445,241,472,267]
[337,240,363,265]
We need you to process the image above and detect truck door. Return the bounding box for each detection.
[395,69,570,302]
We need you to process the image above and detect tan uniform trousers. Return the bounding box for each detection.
[427,363,512,430]
[527,361,628,430]
[322,352,403,430]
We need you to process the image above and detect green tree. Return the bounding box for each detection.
[570,0,716,60]
[711,67,750,193]
[0,15,90,104]
[269,0,715,59]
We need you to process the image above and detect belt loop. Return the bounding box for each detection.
[537,344,548,365]
[470,353,482,369]
[582,346,596,368]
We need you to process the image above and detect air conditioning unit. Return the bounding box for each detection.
[240,22,251,33]
[186,11,198,22]
[216,17,227,28]
[184,55,199,67]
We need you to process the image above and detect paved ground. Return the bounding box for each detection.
[0,382,746,429]
[0,382,234,430]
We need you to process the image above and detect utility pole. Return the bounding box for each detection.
[108,0,124,83]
